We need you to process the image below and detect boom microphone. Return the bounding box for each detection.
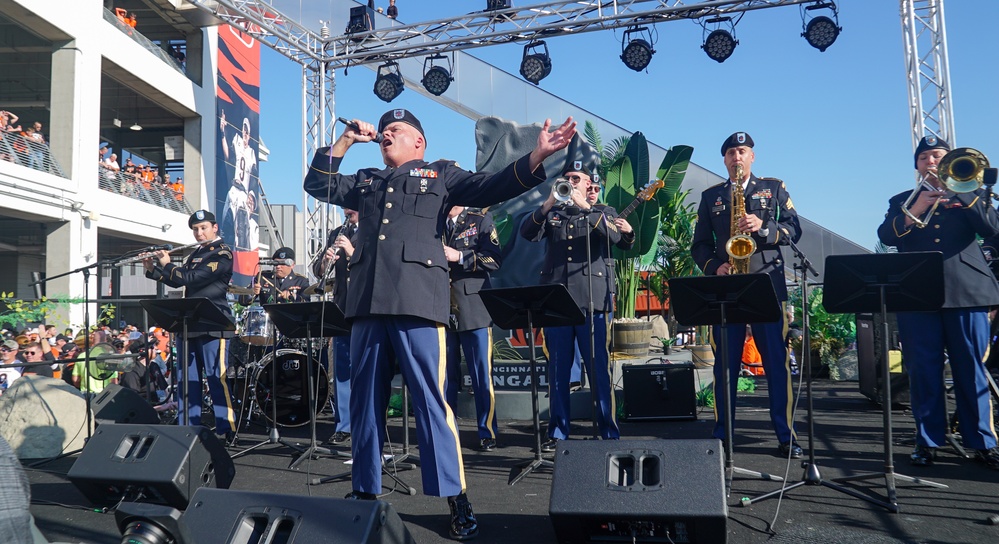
[259,258,294,266]
[143,244,173,252]
[337,116,383,143]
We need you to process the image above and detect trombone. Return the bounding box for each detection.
[901,147,991,228]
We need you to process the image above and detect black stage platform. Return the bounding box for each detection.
[25,380,999,543]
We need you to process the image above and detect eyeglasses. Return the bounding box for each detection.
[586,186,601,193]
[23,351,39,356]
[567,175,583,182]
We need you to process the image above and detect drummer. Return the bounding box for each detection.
[244,247,310,305]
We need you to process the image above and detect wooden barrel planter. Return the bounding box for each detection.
[613,320,654,357]
[690,344,715,368]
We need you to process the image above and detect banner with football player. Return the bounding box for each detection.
[216,23,261,288]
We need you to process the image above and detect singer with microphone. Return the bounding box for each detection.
[304,108,575,541]
[312,207,359,446]
[143,210,237,440]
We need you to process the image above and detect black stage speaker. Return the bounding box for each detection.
[549,439,727,543]
[856,313,909,406]
[68,424,235,509]
[92,384,159,425]
[181,488,415,544]
[622,363,697,421]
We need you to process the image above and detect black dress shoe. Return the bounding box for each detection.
[974,446,999,470]
[327,431,351,445]
[910,445,937,466]
[344,490,377,500]
[478,438,496,451]
[541,437,558,454]
[778,441,803,459]
[447,493,479,541]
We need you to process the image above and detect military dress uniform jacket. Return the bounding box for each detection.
[520,203,635,313]
[252,270,311,305]
[878,187,999,309]
[447,208,502,332]
[312,223,358,311]
[145,241,235,337]
[691,175,801,302]
[304,151,547,325]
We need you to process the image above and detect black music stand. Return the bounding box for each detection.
[140,298,235,427]
[264,302,348,469]
[479,284,584,485]
[669,274,785,496]
[820,252,947,512]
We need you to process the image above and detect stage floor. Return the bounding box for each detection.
[26,378,999,544]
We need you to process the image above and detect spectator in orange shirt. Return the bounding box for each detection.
[742,325,764,376]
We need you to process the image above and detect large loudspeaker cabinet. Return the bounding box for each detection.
[179,488,415,544]
[856,313,909,406]
[68,424,235,509]
[91,384,160,425]
[549,439,727,543]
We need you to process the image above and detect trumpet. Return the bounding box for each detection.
[901,147,990,228]
[113,240,205,266]
[552,177,574,204]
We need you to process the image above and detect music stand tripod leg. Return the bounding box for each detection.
[289,329,336,469]
[510,314,554,486]
[387,380,420,468]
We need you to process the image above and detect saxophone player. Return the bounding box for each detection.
[691,132,803,458]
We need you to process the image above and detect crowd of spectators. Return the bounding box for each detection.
[0,110,52,173]
[99,145,189,212]
[0,323,172,410]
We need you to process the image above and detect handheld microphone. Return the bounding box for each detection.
[259,258,294,266]
[337,117,383,143]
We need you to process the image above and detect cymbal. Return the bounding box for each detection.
[302,283,330,297]
[228,284,255,296]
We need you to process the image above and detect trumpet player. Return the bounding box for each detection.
[143,210,236,439]
[878,136,999,470]
[691,132,802,458]
[520,162,634,452]
[313,207,359,446]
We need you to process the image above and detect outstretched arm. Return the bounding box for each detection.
[528,117,577,173]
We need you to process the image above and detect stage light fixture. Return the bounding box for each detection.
[801,2,841,52]
[422,54,454,96]
[520,41,552,85]
[700,17,739,63]
[373,62,405,102]
[621,26,655,72]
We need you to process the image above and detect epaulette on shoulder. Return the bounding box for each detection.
[708,181,727,190]
[432,158,459,168]
[758,177,784,184]
[218,249,233,260]
[466,207,485,216]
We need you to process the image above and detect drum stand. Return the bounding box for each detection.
[229,326,305,460]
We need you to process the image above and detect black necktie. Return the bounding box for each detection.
[446,220,455,241]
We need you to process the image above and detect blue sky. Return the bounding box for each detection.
[258,1,999,250]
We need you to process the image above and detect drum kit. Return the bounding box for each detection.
[228,297,333,432]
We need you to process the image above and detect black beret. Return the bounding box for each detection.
[273,247,295,261]
[913,135,950,168]
[720,132,754,156]
[563,160,592,179]
[378,109,425,139]
[188,210,216,228]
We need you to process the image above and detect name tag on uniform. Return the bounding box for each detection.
[549,214,563,227]
[711,204,726,213]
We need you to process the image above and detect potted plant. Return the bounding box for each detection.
[584,123,693,356]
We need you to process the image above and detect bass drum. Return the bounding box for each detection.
[252,349,329,428]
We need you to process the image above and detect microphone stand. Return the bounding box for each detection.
[581,206,600,438]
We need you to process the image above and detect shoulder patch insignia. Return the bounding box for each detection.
[207,262,218,272]
[490,229,499,245]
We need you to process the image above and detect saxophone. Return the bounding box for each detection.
[725,164,756,274]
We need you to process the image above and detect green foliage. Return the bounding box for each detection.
[788,286,856,369]
[696,377,756,409]
[0,292,54,329]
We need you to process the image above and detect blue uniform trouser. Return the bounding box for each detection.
[175,336,235,433]
[445,328,498,440]
[544,311,619,440]
[350,316,465,497]
[332,336,352,433]
[711,315,794,444]
[897,308,998,450]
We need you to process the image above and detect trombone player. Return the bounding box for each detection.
[691,132,802,458]
[877,136,999,469]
